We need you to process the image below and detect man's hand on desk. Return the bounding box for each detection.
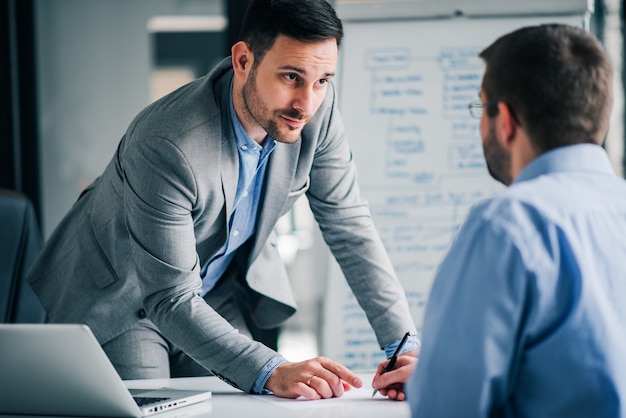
[372,352,419,401]
[265,356,363,400]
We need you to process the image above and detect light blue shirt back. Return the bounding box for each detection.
[408,144,626,417]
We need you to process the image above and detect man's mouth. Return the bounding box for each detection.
[281,114,307,129]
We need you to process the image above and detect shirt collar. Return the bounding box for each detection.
[514,144,614,185]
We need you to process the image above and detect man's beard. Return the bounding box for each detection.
[483,121,512,186]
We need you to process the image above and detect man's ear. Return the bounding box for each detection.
[496,101,518,148]
[231,41,252,76]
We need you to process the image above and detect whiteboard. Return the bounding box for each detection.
[323,14,587,370]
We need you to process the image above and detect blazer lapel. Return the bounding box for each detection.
[216,74,238,218]
[220,133,238,218]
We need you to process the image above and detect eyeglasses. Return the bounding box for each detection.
[468,100,522,126]
[467,100,498,119]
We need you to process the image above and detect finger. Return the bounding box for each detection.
[296,382,321,400]
[387,388,406,401]
[374,360,390,377]
[308,375,334,399]
[372,364,384,391]
[318,357,362,388]
[307,359,352,398]
[312,371,345,398]
[375,367,406,389]
[380,382,404,399]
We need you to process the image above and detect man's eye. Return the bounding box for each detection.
[319,79,328,86]
[285,74,297,81]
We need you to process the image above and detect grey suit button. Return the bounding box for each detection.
[137,308,147,319]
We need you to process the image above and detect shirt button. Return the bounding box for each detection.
[137,308,147,319]
[243,191,249,197]
[232,230,240,237]
[241,145,248,150]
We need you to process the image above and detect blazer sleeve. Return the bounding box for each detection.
[120,134,279,393]
[304,83,417,348]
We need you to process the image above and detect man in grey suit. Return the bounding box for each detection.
[27,0,418,399]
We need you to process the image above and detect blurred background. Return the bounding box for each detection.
[1,0,623,362]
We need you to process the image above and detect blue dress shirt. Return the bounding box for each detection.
[199,87,276,295]
[407,144,626,417]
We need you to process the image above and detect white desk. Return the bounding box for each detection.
[125,371,410,418]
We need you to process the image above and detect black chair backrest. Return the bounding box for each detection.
[0,189,47,323]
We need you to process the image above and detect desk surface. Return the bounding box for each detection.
[0,372,410,418]
[125,371,410,418]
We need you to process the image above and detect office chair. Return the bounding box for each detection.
[0,189,47,323]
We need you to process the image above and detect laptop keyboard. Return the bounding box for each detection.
[134,396,169,407]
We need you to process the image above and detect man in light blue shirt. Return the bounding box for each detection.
[372,24,626,416]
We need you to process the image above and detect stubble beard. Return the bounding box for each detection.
[483,121,512,186]
[242,67,309,144]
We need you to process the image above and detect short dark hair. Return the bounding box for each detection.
[238,0,344,64]
[479,24,613,151]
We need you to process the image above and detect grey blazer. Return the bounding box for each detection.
[27,58,416,392]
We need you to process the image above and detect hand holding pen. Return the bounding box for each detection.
[371,332,417,400]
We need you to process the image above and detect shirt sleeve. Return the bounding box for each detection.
[406,208,533,416]
[384,335,421,358]
[250,355,288,394]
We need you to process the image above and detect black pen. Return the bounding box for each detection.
[372,331,411,397]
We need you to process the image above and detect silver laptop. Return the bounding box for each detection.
[0,324,212,417]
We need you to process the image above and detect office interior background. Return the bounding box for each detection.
[1,0,624,360]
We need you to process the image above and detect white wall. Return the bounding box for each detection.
[35,0,223,237]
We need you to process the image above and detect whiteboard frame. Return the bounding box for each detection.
[337,0,592,22]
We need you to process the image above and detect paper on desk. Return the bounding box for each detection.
[254,385,391,410]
